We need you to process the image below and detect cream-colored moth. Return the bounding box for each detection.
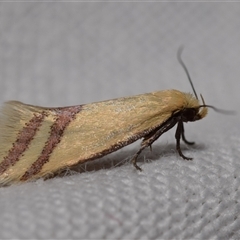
[0,48,229,186]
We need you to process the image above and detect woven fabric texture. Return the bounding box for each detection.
[0,3,239,239]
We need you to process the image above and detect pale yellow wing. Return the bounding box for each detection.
[0,90,188,184]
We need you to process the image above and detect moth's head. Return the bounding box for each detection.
[181,94,208,122]
[181,93,233,122]
[195,105,208,120]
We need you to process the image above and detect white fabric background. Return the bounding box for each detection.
[0,2,240,239]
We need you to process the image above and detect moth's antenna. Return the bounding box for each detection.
[177,46,198,100]
[198,104,235,115]
[199,94,235,114]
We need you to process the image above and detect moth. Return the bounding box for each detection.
[0,48,226,186]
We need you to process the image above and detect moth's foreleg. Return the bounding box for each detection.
[175,121,193,160]
[181,123,195,145]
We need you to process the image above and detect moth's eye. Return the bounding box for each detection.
[181,108,198,122]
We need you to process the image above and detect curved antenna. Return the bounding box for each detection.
[199,94,235,115]
[177,46,198,100]
[198,104,235,115]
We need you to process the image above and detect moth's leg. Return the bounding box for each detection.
[132,117,178,171]
[142,131,154,152]
[149,145,152,152]
[175,121,193,160]
[131,146,146,171]
[181,123,195,145]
